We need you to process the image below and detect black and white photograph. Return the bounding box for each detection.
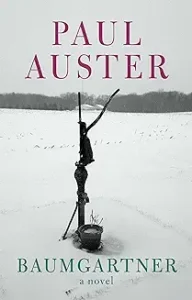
[0,0,192,299]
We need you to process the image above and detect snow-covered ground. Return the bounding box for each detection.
[0,109,192,300]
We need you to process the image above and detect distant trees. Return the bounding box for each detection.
[0,93,76,111]
[108,91,192,113]
[0,91,192,113]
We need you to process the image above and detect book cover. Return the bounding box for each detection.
[0,0,191,299]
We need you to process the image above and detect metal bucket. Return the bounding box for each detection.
[78,224,103,250]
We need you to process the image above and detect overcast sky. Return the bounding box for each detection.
[0,0,191,96]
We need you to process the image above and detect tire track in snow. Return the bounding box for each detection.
[0,200,66,216]
[111,198,192,246]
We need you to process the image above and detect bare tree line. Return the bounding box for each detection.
[0,91,192,113]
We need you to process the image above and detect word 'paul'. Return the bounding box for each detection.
[52,21,142,46]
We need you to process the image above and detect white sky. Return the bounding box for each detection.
[0,0,191,96]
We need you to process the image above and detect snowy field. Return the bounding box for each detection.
[0,109,192,300]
